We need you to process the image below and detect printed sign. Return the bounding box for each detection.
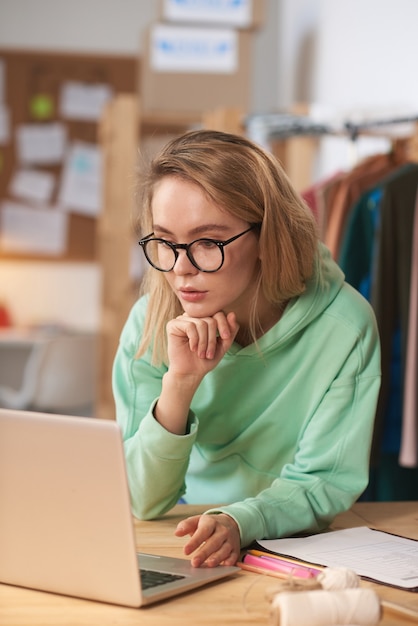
[163,0,252,27]
[151,24,238,73]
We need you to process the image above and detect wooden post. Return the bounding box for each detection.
[202,107,244,135]
[270,135,319,192]
[97,94,139,419]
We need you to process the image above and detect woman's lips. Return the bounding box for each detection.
[179,288,208,303]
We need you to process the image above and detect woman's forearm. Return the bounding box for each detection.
[153,370,202,435]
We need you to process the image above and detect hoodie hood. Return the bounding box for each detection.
[280,242,345,337]
[228,242,345,356]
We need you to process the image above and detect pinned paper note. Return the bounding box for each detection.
[150,25,238,73]
[0,201,68,256]
[0,104,9,145]
[16,122,67,165]
[0,59,5,103]
[58,141,102,216]
[60,81,113,121]
[9,169,55,204]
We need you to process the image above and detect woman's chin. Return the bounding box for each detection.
[181,302,220,319]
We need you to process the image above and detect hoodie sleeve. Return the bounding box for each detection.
[112,298,198,519]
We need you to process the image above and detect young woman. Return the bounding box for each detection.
[113,130,381,569]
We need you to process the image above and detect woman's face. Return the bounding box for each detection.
[150,176,260,325]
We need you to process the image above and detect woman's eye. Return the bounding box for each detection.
[198,240,217,249]
[157,239,173,248]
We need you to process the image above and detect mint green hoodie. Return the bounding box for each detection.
[113,244,381,547]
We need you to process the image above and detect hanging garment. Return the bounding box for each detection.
[399,189,418,467]
[325,152,406,259]
[338,186,382,300]
[370,164,418,467]
[302,171,344,239]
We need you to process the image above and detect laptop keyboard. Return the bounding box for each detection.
[140,568,186,590]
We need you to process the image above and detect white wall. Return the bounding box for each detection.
[313,0,418,111]
[276,0,319,108]
[0,0,157,53]
[277,0,418,112]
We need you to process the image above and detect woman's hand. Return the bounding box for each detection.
[175,513,241,567]
[166,311,239,380]
[154,311,239,435]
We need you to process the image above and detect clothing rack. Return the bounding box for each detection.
[245,111,418,189]
[345,115,418,141]
[244,113,331,170]
[245,111,418,141]
[245,112,331,141]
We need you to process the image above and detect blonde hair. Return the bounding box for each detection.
[135,130,319,364]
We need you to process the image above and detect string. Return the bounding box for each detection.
[241,571,269,613]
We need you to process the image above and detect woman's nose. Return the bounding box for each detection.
[172,249,199,275]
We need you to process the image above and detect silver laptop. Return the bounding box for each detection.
[0,408,238,607]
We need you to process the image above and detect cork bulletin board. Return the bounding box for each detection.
[0,48,137,261]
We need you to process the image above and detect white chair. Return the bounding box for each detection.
[0,331,97,415]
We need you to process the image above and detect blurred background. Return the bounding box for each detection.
[1,0,417,330]
[0,0,417,499]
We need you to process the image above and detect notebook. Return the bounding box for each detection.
[0,408,238,607]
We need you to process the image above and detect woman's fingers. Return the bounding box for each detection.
[175,514,241,568]
[171,312,237,360]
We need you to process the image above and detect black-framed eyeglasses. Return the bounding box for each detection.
[138,226,255,273]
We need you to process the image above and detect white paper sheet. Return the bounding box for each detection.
[0,59,5,103]
[257,526,418,589]
[0,104,9,145]
[0,201,68,256]
[9,169,55,204]
[60,81,113,121]
[58,141,102,216]
[16,122,67,165]
[151,24,237,73]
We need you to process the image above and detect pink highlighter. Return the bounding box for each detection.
[242,553,318,579]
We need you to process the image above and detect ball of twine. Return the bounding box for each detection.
[266,566,417,624]
[318,566,361,590]
[268,567,379,626]
[271,588,381,626]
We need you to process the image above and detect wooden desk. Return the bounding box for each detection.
[1,502,417,625]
